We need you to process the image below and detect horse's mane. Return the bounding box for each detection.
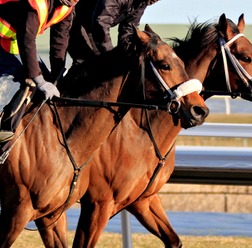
[57,29,169,99]
[58,44,140,97]
[171,18,240,60]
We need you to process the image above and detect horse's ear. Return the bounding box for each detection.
[144,24,154,34]
[145,24,162,40]
[135,28,150,45]
[218,13,227,38]
[237,14,245,33]
[218,13,233,41]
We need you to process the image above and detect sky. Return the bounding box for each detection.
[141,0,252,25]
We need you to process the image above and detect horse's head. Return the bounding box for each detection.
[131,24,209,128]
[172,14,252,101]
[216,14,252,101]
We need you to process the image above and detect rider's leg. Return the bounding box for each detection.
[0,46,24,142]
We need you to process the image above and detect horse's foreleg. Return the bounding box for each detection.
[73,200,111,248]
[35,212,68,248]
[0,203,33,248]
[127,194,182,248]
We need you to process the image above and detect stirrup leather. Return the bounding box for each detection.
[4,79,36,120]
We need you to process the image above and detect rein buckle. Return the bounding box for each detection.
[167,99,181,114]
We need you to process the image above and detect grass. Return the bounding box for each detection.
[13,231,252,248]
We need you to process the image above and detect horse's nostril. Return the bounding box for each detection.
[191,105,209,119]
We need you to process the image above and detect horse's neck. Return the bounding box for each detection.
[59,75,123,125]
[18,51,139,164]
[51,69,140,164]
[185,47,218,82]
[130,108,181,155]
[59,46,133,97]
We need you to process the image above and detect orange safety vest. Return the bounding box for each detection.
[0,0,72,54]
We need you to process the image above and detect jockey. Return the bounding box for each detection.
[0,0,78,143]
[68,0,160,64]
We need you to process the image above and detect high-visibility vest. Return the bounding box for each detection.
[0,0,72,54]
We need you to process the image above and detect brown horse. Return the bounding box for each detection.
[0,26,208,247]
[71,14,252,248]
[172,13,252,102]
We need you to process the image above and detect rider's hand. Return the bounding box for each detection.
[33,75,60,100]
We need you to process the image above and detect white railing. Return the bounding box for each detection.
[171,123,252,185]
[179,122,252,138]
[121,122,252,247]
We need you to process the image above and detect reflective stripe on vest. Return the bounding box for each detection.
[0,0,72,54]
[0,0,19,3]
[0,18,18,54]
[42,5,72,33]
[28,0,48,34]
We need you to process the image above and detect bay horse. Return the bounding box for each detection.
[71,14,252,248]
[172,13,252,102]
[0,27,209,247]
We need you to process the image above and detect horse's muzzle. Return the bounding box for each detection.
[180,104,209,128]
[189,104,209,126]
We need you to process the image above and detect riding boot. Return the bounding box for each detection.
[0,79,36,143]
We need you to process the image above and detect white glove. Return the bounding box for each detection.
[33,75,60,100]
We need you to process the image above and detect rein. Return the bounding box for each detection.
[54,96,169,111]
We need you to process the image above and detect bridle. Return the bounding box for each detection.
[147,56,202,114]
[141,34,203,113]
[219,33,252,95]
[135,46,203,199]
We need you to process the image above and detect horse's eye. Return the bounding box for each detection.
[237,54,252,63]
[160,64,171,71]
[241,56,252,63]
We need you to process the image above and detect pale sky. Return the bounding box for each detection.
[141,0,252,24]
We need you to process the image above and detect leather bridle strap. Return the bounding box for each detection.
[149,60,202,100]
[219,33,252,93]
[136,59,178,200]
